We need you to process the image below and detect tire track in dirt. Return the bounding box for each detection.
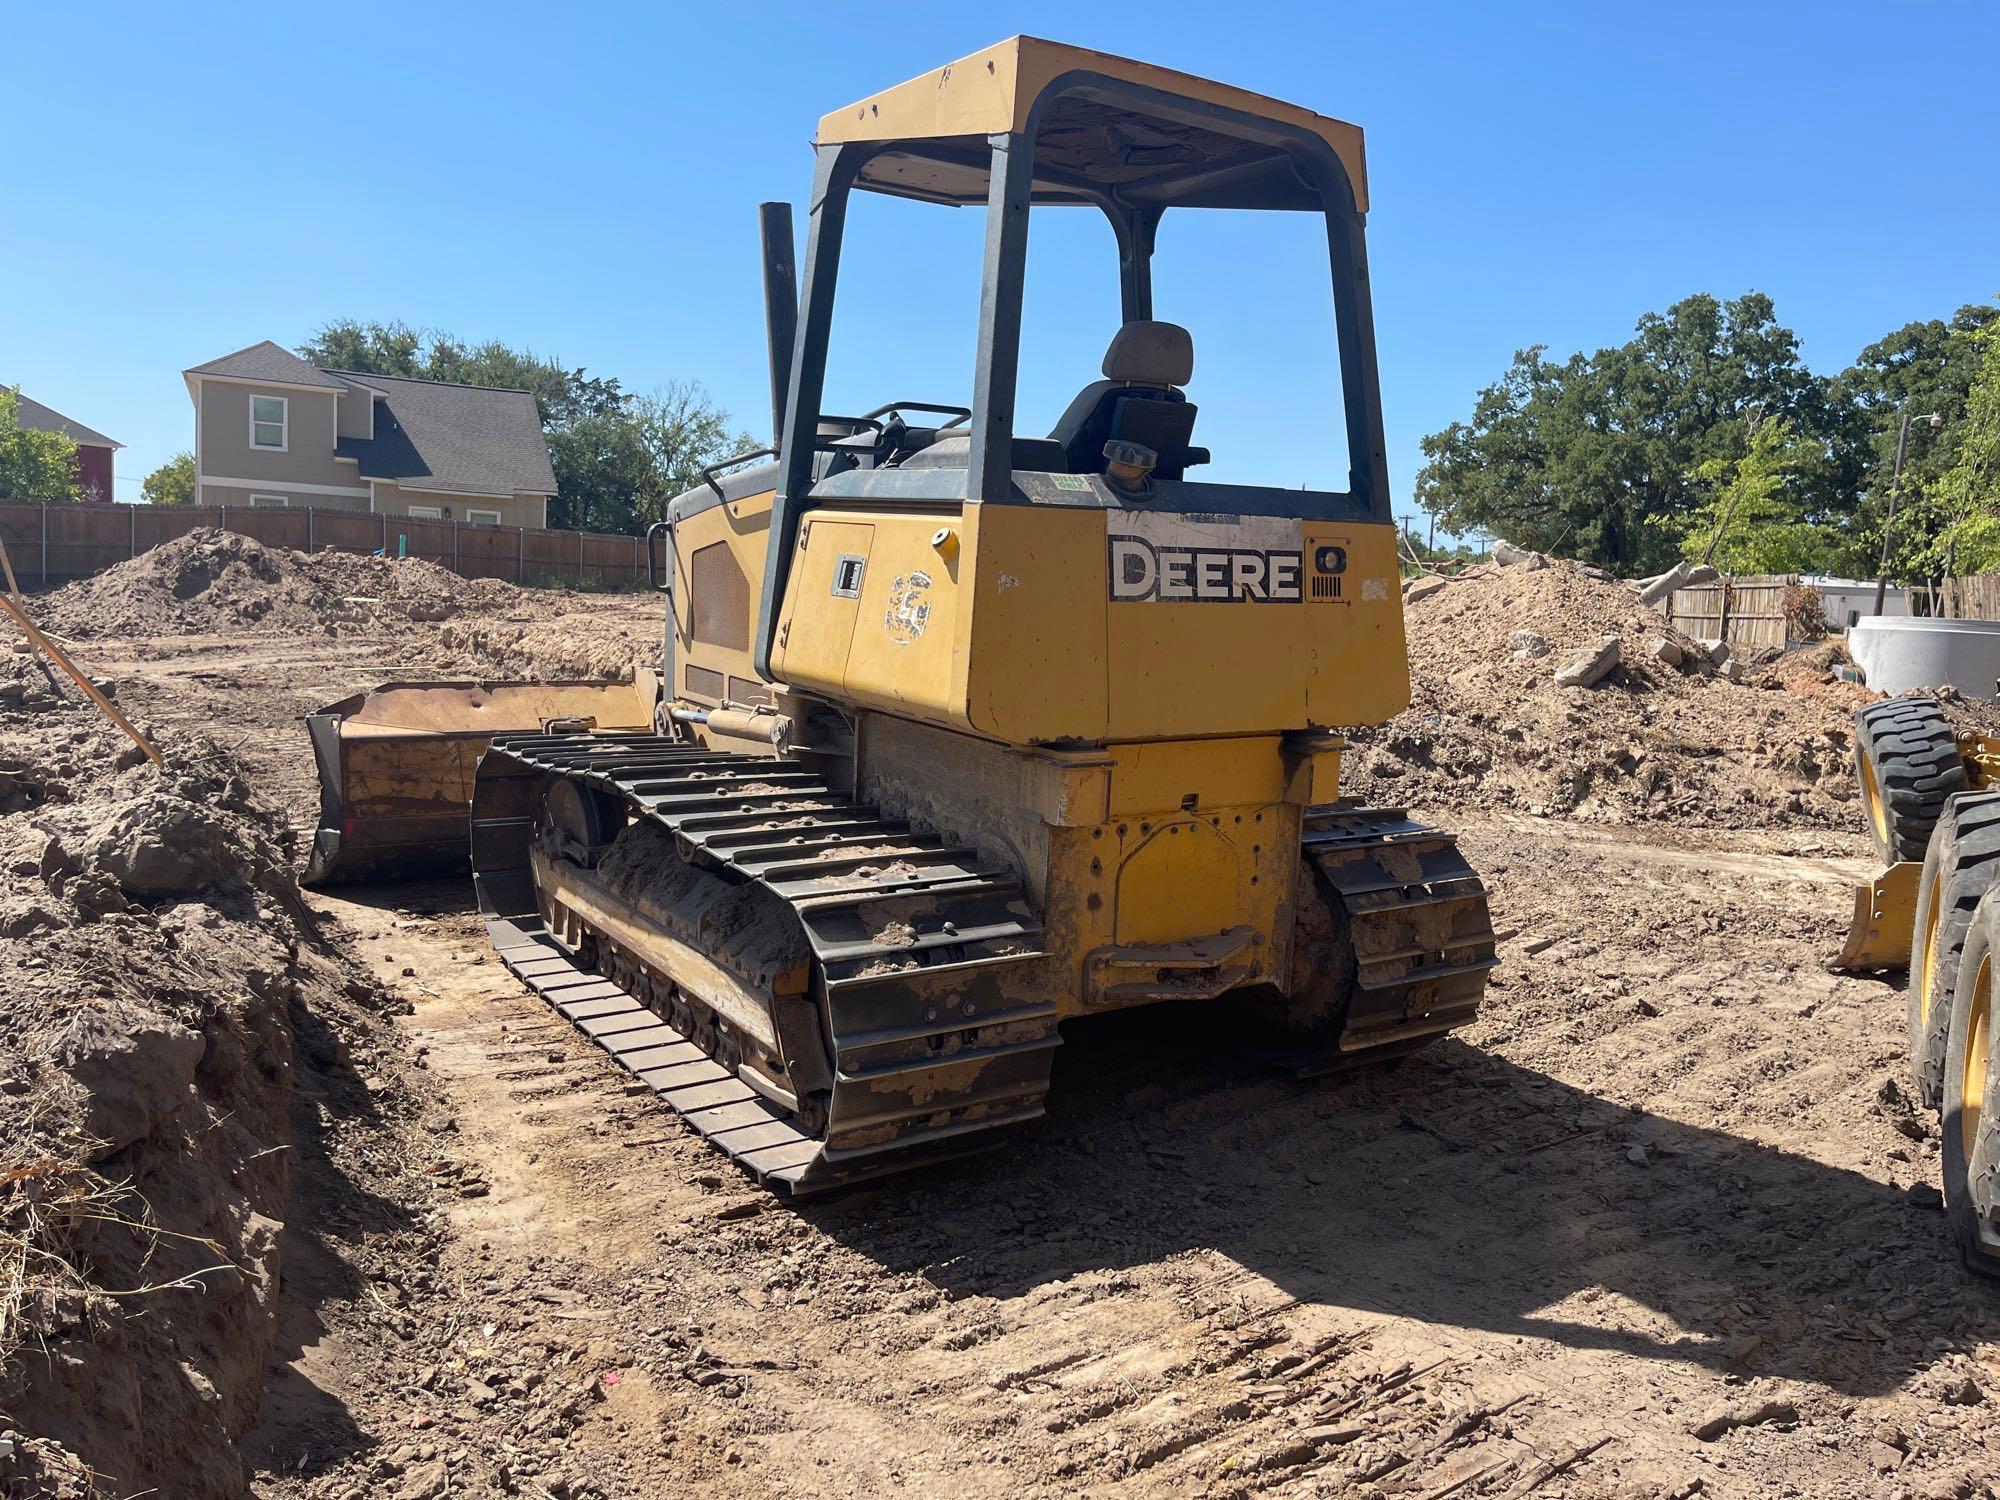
[242,813,2000,1498]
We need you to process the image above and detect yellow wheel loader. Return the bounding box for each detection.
[388,38,1502,1193]
[1835,696,2000,1273]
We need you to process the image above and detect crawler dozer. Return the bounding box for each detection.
[461,38,1498,1192]
[1838,695,2000,1274]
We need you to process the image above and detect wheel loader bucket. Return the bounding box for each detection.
[1832,860,1920,972]
[304,672,660,886]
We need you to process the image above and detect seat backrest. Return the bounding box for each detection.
[1101,321,1193,386]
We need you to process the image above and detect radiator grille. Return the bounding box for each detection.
[690,541,750,651]
[683,664,726,700]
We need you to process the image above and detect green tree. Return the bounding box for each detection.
[1415,292,1850,575]
[141,450,196,506]
[1912,325,2000,576]
[0,386,80,502]
[1675,417,1831,574]
[299,319,425,377]
[296,321,749,532]
[631,382,758,524]
[1832,303,2000,582]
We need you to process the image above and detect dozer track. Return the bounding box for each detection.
[468,732,1062,1194]
[1282,805,1499,1074]
[468,736,1496,1192]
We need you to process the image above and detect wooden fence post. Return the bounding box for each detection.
[452,519,460,576]
[307,507,315,552]
[1718,575,1732,647]
[577,529,584,583]
[517,528,525,583]
[380,514,388,556]
[129,503,137,558]
[632,533,640,585]
[40,503,48,586]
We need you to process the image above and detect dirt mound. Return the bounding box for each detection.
[37,528,580,640]
[1749,638,1876,714]
[0,664,389,1497]
[427,603,658,681]
[1346,562,1864,829]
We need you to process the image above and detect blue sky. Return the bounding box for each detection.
[4,3,1996,520]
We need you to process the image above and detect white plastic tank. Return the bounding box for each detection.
[1848,616,2000,701]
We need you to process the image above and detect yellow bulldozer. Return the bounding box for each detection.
[314,38,1499,1192]
[1841,695,2000,1273]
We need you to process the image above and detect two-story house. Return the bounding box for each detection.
[183,340,556,527]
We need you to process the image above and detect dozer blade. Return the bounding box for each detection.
[304,674,659,885]
[1832,860,1920,972]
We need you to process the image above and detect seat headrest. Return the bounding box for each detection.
[1102,321,1193,386]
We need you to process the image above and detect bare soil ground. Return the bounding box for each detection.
[8,538,2000,1500]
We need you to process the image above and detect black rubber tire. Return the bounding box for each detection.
[1854,697,1967,864]
[1940,891,2000,1277]
[1907,792,2000,1108]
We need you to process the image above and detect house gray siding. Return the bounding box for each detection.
[198,381,359,491]
[195,483,372,512]
[334,380,375,440]
[370,479,547,528]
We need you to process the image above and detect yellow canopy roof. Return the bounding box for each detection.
[817,36,1368,213]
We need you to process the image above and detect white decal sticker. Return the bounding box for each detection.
[997,572,1022,592]
[1361,577,1389,602]
[884,571,933,644]
[1107,513,1304,604]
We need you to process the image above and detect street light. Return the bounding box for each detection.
[1874,407,1946,616]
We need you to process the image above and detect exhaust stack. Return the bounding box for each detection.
[758,202,798,450]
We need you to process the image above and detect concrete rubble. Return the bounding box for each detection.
[1554,634,1623,688]
[1493,540,1548,571]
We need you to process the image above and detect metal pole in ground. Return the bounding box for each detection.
[577,528,584,584]
[1875,409,1945,616]
[453,519,460,576]
[129,503,136,558]
[517,527,525,584]
[307,507,315,552]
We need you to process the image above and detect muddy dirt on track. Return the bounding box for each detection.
[18,547,2000,1500]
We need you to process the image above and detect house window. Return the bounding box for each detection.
[250,395,287,450]
[466,509,502,527]
[407,505,444,520]
[248,494,288,508]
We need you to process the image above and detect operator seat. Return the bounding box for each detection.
[1049,321,1208,481]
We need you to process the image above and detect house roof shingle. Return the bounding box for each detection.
[333,372,556,498]
[9,391,120,448]
[185,340,348,389]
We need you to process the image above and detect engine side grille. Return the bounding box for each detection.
[689,542,750,652]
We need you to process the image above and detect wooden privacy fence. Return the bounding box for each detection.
[1664,573,1803,652]
[1936,574,2000,622]
[0,499,653,590]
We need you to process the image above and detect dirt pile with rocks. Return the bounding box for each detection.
[36,529,585,641]
[0,657,390,1497]
[426,607,658,682]
[1346,561,1869,829]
